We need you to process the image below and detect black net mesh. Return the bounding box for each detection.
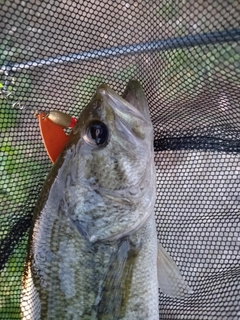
[0,0,240,319]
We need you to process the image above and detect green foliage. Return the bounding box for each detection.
[0,140,46,318]
[0,72,33,132]
[0,236,27,320]
[157,0,179,20]
[0,100,18,132]
[76,75,105,111]
[12,73,32,99]
[75,66,137,111]
[114,65,137,82]
[0,42,26,66]
[158,43,240,99]
[0,141,46,216]
[0,69,48,317]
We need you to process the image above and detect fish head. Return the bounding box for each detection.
[63,81,156,241]
[72,82,153,189]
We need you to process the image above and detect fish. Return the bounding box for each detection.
[21,80,192,320]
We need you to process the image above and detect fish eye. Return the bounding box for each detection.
[84,120,109,147]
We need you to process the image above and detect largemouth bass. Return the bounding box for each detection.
[21,80,191,320]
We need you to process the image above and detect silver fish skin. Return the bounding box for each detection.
[21,80,191,320]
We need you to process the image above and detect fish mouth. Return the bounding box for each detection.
[122,80,151,120]
[96,81,151,124]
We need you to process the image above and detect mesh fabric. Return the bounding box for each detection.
[0,0,240,319]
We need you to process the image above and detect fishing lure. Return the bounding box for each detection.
[35,110,77,163]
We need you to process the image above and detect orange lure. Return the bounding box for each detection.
[36,111,77,163]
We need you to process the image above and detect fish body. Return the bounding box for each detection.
[21,81,191,320]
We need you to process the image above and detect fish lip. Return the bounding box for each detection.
[122,80,149,109]
[123,80,151,121]
[96,84,151,125]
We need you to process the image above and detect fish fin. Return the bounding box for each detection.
[95,238,139,319]
[157,243,193,297]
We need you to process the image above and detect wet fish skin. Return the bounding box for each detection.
[21,80,191,320]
